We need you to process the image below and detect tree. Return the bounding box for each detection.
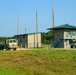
[0,37,14,43]
[41,30,54,44]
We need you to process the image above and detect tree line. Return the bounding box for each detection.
[0,37,13,43]
[41,30,54,44]
[0,30,53,44]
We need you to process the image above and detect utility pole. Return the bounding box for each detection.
[25,29,26,34]
[52,4,54,28]
[52,4,54,45]
[17,16,19,35]
[36,10,38,48]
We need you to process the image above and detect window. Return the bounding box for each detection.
[66,32,69,37]
[72,31,75,36]
[17,36,19,38]
[9,39,17,43]
[23,35,25,38]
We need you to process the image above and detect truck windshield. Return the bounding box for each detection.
[9,40,12,43]
[9,40,17,43]
[13,40,17,43]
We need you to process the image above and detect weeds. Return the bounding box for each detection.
[0,49,76,75]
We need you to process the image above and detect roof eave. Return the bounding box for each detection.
[47,28,76,30]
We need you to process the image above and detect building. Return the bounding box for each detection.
[48,24,76,48]
[14,33,41,48]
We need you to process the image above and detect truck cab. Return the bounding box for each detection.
[5,39,18,50]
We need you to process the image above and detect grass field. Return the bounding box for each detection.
[0,48,76,75]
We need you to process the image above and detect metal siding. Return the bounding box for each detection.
[28,34,34,48]
[28,33,41,48]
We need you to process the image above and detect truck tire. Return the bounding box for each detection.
[71,45,73,48]
[13,48,16,50]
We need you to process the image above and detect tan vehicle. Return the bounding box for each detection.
[5,39,18,50]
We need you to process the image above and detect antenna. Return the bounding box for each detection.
[17,16,19,35]
[36,10,38,34]
[52,4,55,43]
[25,29,26,34]
[52,4,54,28]
[36,10,38,47]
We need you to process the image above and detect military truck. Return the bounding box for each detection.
[70,39,76,48]
[0,39,18,50]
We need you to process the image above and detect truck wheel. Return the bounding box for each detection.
[13,48,16,50]
[71,45,73,48]
[6,48,10,50]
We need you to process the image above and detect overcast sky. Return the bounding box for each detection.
[0,0,76,37]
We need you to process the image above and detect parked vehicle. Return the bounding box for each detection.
[0,39,18,50]
[70,39,76,48]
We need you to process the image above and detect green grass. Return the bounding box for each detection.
[0,49,76,75]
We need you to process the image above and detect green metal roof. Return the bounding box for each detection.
[14,32,42,36]
[47,24,76,30]
[27,32,42,35]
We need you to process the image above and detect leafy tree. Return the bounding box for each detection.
[0,37,14,43]
[41,30,54,44]
[0,37,7,42]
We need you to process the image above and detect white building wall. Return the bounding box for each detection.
[28,34,35,48]
[28,33,41,48]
